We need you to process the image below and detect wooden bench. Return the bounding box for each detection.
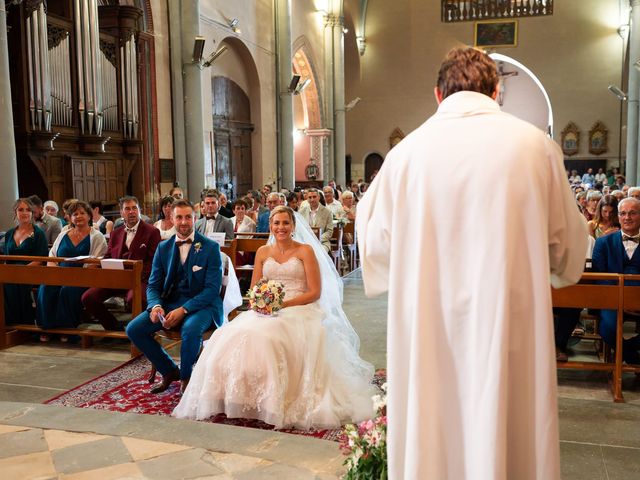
[0,255,143,356]
[552,272,640,402]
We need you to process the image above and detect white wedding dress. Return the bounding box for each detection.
[172,256,375,429]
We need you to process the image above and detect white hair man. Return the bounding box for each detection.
[323,186,345,217]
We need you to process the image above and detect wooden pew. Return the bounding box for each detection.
[0,255,142,356]
[551,272,633,402]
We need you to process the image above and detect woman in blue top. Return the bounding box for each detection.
[37,200,107,331]
[3,198,48,325]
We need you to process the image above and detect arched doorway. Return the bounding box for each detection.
[364,153,384,183]
[489,53,553,136]
[213,77,253,199]
[292,40,327,185]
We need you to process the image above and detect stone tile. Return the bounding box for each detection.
[51,437,132,475]
[0,451,56,479]
[0,382,65,403]
[137,447,224,479]
[559,442,607,480]
[0,424,30,434]
[601,445,640,480]
[234,462,318,479]
[0,427,48,459]
[558,397,640,448]
[44,429,108,451]
[209,451,271,474]
[121,436,191,461]
[59,461,145,480]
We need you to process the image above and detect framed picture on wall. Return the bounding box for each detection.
[561,122,580,157]
[474,20,518,48]
[159,158,175,183]
[588,121,608,155]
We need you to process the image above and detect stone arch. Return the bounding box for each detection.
[363,151,384,183]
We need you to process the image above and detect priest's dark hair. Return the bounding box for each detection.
[436,47,498,101]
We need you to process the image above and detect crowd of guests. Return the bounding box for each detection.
[554,168,640,365]
[1,181,362,339]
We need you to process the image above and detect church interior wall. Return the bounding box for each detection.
[345,0,625,179]
[150,0,174,196]
[199,0,276,192]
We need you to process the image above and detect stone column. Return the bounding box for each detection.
[0,2,19,225]
[332,13,346,187]
[275,0,294,189]
[629,0,640,185]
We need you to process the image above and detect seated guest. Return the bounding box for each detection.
[36,201,107,333]
[257,192,282,233]
[230,198,256,236]
[169,186,184,200]
[323,186,345,217]
[592,197,640,364]
[154,195,176,240]
[340,191,357,223]
[126,200,223,394]
[629,187,640,200]
[28,195,62,245]
[82,196,161,331]
[60,198,79,231]
[89,200,113,234]
[298,188,334,253]
[195,190,233,240]
[218,192,233,218]
[587,195,619,239]
[286,192,299,211]
[612,190,626,202]
[43,200,61,222]
[243,196,257,222]
[3,198,48,325]
[584,191,601,221]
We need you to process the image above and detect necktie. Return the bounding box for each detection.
[176,238,193,247]
[622,235,640,243]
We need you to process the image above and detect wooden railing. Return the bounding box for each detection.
[442,0,553,23]
[551,273,640,403]
[0,255,143,356]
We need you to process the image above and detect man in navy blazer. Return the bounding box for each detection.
[82,196,161,331]
[126,200,223,393]
[592,197,640,365]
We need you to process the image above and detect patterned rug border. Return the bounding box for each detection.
[45,356,384,442]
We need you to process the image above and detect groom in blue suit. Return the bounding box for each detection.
[592,197,640,365]
[126,200,223,393]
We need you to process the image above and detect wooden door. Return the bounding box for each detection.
[364,153,384,183]
[213,76,253,199]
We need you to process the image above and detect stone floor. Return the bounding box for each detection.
[1,270,640,479]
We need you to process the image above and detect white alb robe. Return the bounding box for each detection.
[357,91,588,480]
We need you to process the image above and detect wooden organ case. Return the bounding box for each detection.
[6,0,157,211]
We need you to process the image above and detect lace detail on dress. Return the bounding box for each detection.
[263,257,307,301]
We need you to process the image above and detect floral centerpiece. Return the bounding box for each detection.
[248,279,285,316]
[340,383,388,479]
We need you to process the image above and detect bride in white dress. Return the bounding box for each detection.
[173,206,375,429]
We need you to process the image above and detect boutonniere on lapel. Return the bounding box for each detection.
[193,242,202,253]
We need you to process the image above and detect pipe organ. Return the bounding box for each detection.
[7,0,151,212]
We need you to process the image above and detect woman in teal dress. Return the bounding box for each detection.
[3,198,48,325]
[36,201,107,330]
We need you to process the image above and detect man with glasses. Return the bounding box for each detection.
[592,197,640,365]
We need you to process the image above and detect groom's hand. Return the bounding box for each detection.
[164,307,187,329]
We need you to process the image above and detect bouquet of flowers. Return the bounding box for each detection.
[340,383,388,479]
[248,279,285,316]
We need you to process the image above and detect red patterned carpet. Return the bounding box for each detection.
[45,356,385,442]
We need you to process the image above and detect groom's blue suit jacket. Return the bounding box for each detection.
[146,231,224,327]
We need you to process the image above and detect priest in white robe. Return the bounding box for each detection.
[357,47,588,480]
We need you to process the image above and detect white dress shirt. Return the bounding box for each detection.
[622,234,640,259]
[204,215,217,236]
[177,231,195,264]
[125,220,140,249]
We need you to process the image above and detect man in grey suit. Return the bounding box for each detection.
[298,188,334,252]
[28,195,62,245]
[194,190,234,240]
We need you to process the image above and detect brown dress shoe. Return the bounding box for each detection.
[150,367,180,394]
[556,348,569,362]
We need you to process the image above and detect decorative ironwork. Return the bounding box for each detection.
[100,39,117,67]
[442,0,553,23]
[47,24,68,49]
